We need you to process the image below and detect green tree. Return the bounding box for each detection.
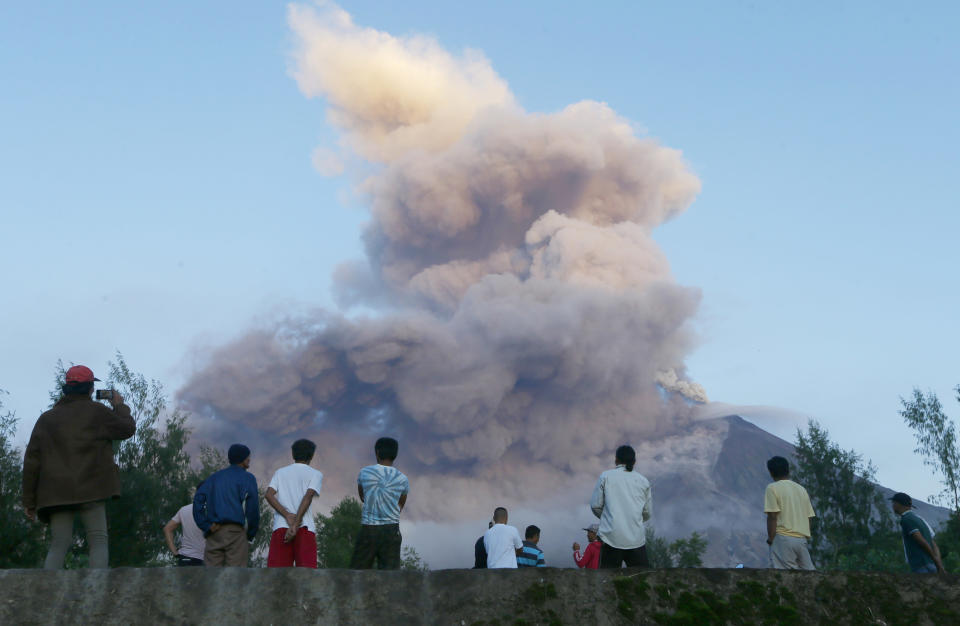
[0,391,46,568]
[668,531,708,568]
[401,546,429,572]
[314,495,427,570]
[900,386,960,571]
[793,420,902,571]
[315,496,362,568]
[644,526,707,568]
[899,387,960,514]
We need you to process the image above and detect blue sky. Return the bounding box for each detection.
[2,1,959,503]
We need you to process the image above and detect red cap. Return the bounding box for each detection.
[65,365,100,384]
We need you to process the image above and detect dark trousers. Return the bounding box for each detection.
[599,542,649,568]
[350,523,402,569]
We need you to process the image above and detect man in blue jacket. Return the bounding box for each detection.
[193,444,260,566]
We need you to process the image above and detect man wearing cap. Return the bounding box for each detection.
[22,365,135,569]
[193,444,260,566]
[572,523,602,569]
[890,492,946,573]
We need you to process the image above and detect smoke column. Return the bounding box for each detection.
[179,3,706,531]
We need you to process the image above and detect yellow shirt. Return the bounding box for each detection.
[763,479,815,538]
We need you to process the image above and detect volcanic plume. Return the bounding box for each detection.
[179,3,706,530]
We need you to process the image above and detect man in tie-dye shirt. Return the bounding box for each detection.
[350,437,410,569]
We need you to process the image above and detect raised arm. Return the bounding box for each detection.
[99,393,136,440]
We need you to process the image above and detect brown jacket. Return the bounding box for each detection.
[22,394,136,517]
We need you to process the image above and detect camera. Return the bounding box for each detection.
[96,389,115,401]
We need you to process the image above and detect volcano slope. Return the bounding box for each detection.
[639,415,951,567]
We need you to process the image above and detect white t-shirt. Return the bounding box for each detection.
[268,462,324,532]
[171,504,205,560]
[484,524,523,569]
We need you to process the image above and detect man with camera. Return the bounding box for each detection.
[22,365,136,569]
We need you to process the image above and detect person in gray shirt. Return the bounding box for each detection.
[590,445,652,568]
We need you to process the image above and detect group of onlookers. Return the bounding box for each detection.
[21,365,949,575]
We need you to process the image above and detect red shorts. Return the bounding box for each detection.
[266,527,317,568]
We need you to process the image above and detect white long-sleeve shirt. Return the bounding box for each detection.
[590,465,652,549]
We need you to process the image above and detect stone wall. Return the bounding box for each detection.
[0,567,956,625]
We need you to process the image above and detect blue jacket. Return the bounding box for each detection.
[193,465,259,540]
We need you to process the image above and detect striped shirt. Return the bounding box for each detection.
[357,464,409,525]
[517,541,545,567]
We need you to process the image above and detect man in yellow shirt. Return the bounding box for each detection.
[763,456,816,570]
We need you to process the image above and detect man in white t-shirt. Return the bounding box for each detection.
[264,439,324,568]
[483,507,523,569]
[163,486,207,566]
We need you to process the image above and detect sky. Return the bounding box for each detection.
[2,0,959,526]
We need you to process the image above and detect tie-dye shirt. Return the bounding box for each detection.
[357,464,410,525]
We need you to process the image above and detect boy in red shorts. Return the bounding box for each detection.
[265,439,323,567]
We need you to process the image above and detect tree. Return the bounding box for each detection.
[401,546,429,572]
[314,495,427,570]
[315,496,362,568]
[793,420,902,571]
[669,531,708,568]
[899,387,960,514]
[644,526,708,568]
[900,386,960,572]
[0,391,46,568]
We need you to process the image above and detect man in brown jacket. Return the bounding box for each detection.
[22,365,136,569]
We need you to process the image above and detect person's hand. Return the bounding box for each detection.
[109,391,124,408]
[25,507,36,521]
[284,527,297,543]
[766,537,773,546]
[572,542,581,552]
[209,523,221,534]
[284,513,297,528]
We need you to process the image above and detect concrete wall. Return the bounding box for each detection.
[0,567,956,625]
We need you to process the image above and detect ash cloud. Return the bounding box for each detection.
[180,3,706,526]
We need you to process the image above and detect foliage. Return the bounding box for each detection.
[314,495,427,570]
[793,420,902,571]
[0,391,46,568]
[645,526,708,568]
[315,496,363,568]
[401,545,429,571]
[899,387,960,514]
[669,531,708,567]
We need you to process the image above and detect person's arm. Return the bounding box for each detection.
[514,529,524,556]
[283,488,319,542]
[536,550,545,567]
[193,482,213,534]
[163,519,181,556]
[398,493,407,512]
[244,476,260,541]
[910,531,946,573]
[642,484,652,523]
[99,393,136,440]
[573,542,585,567]
[265,487,298,529]
[357,483,364,503]
[590,476,605,519]
[21,423,42,520]
[766,512,778,545]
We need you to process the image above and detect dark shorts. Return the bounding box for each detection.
[350,523,402,569]
[599,542,649,569]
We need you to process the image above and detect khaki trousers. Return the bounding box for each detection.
[769,534,815,570]
[204,524,249,567]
